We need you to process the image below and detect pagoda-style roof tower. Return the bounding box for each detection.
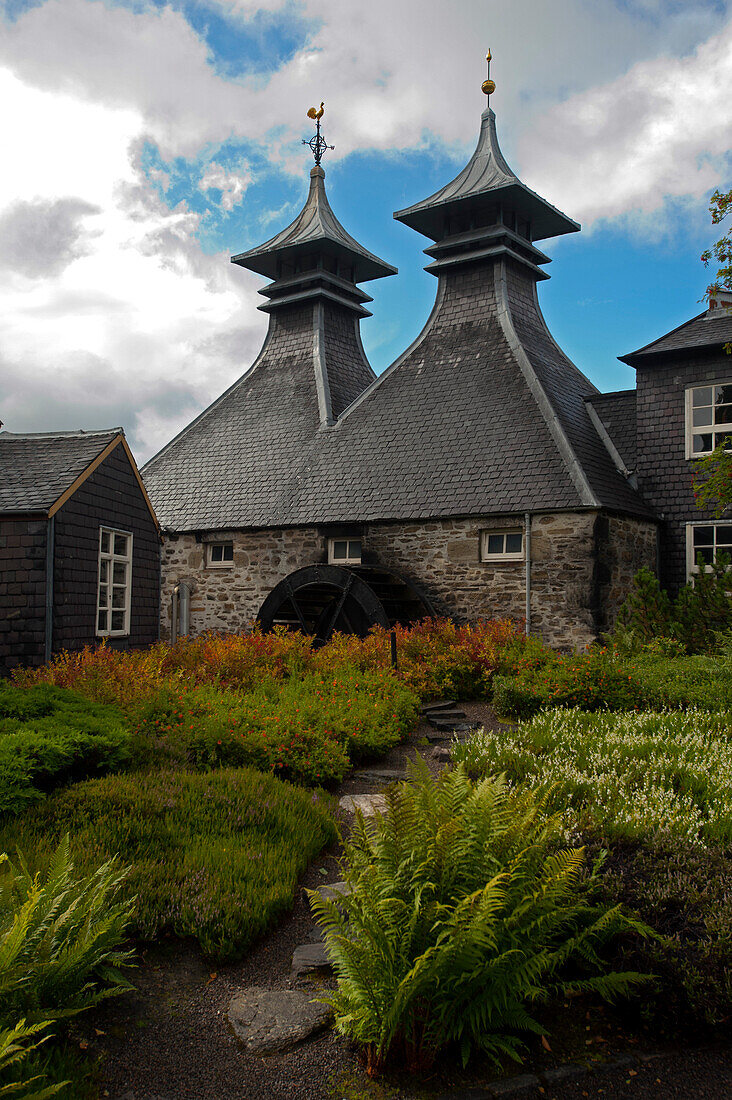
[144,69,649,533]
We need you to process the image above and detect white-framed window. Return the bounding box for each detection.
[97,527,132,636]
[206,542,234,567]
[328,538,362,565]
[686,523,732,575]
[480,529,524,562]
[685,382,732,458]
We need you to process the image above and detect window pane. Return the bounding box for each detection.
[210,544,223,562]
[715,404,732,426]
[100,531,110,554]
[113,562,126,585]
[486,534,504,555]
[222,543,233,561]
[713,432,732,451]
[332,540,347,560]
[111,610,125,631]
[693,407,713,427]
[348,540,362,559]
[97,610,108,631]
[716,527,732,547]
[716,385,732,406]
[694,527,714,546]
[696,547,714,566]
[506,532,523,555]
[693,387,713,407]
[98,584,108,607]
[693,433,713,453]
[114,533,128,556]
[99,560,109,583]
[112,586,126,609]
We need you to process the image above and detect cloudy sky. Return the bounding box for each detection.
[0,0,730,464]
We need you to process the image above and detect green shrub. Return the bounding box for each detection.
[310,761,648,1075]
[451,709,732,844]
[130,668,418,785]
[0,835,134,1026]
[0,685,129,817]
[0,1019,65,1099]
[0,770,336,961]
[491,650,647,719]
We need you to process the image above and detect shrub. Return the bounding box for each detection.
[311,761,648,1075]
[491,650,647,719]
[451,709,732,845]
[0,770,336,961]
[0,1019,65,1099]
[0,686,129,817]
[0,835,134,1026]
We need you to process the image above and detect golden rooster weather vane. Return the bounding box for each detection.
[481,49,496,100]
[303,101,334,166]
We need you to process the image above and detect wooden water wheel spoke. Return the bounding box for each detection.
[284,578,308,632]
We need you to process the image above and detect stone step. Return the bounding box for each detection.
[351,766,407,784]
[420,699,457,715]
[339,793,387,816]
[228,988,333,1054]
[427,710,466,724]
[429,719,479,733]
[291,941,333,978]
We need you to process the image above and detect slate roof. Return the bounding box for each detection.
[0,429,122,514]
[232,165,396,284]
[585,390,637,470]
[394,107,579,242]
[620,310,732,364]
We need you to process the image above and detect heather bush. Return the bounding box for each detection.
[0,685,130,817]
[451,709,732,844]
[0,769,336,961]
[312,760,648,1074]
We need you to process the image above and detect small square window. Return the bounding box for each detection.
[686,382,732,457]
[97,527,132,637]
[327,538,362,565]
[207,542,234,567]
[687,523,732,576]
[480,529,524,562]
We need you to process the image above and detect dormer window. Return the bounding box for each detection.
[328,538,362,565]
[686,383,732,457]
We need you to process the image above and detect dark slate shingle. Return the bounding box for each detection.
[0,429,122,514]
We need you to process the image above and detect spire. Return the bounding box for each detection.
[394,53,579,251]
[232,103,396,315]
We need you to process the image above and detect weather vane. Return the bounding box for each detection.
[302,102,334,166]
[481,49,496,101]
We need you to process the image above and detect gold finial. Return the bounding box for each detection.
[482,50,495,98]
[307,102,325,121]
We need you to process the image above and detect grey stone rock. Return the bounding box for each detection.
[227,988,333,1054]
[291,941,333,977]
[488,1075,541,1096]
[541,1063,587,1084]
[339,793,387,816]
[431,745,452,762]
[352,766,407,783]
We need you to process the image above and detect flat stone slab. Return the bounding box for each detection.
[311,880,351,906]
[291,941,333,977]
[352,766,407,783]
[228,988,333,1054]
[420,699,456,714]
[339,793,388,816]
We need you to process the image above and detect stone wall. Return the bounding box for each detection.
[160,509,657,650]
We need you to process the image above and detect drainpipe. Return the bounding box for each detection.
[524,512,531,636]
[44,515,55,663]
[171,581,191,643]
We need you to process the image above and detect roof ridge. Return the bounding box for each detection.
[0,427,122,441]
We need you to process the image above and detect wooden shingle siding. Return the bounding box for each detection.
[0,517,47,672]
[53,445,159,652]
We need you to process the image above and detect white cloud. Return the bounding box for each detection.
[522,21,732,228]
[199,162,253,210]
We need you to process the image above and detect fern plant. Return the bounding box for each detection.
[310,760,650,1075]
[0,1019,66,1099]
[0,835,135,1025]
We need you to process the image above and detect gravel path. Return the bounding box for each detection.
[81,706,732,1100]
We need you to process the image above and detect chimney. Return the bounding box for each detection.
[706,288,732,318]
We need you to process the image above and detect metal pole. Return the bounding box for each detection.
[524,512,531,636]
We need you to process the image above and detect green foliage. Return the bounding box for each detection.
[491,649,646,719]
[701,186,732,304]
[451,709,732,845]
[310,761,649,1074]
[0,770,335,962]
[0,685,129,817]
[614,561,732,655]
[693,441,732,517]
[616,568,673,641]
[0,1020,65,1099]
[130,668,418,785]
[0,835,134,1026]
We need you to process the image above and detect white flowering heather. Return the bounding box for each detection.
[452,709,732,844]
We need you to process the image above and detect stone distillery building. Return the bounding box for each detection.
[142,70,732,651]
